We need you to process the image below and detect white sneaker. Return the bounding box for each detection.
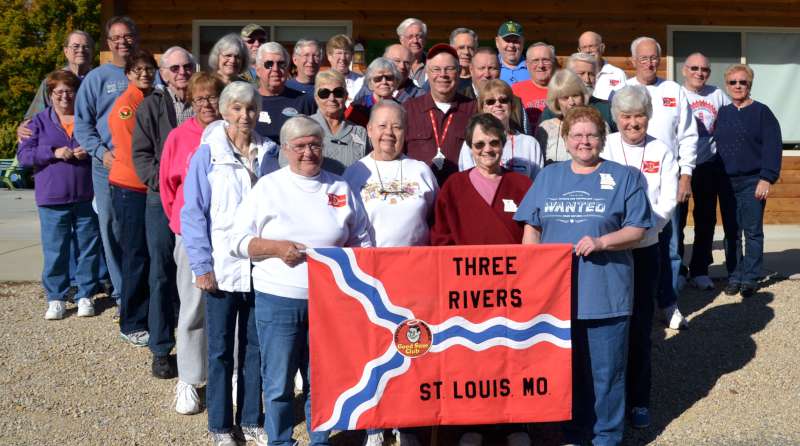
[211,432,238,446]
[507,432,531,446]
[396,432,422,446]
[44,301,65,320]
[663,304,688,330]
[459,432,483,446]
[364,431,384,446]
[241,425,268,446]
[76,298,95,317]
[175,380,202,415]
[690,275,714,290]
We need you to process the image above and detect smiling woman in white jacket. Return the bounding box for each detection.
[229,115,373,446]
[603,85,677,430]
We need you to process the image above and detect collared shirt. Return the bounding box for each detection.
[593,61,628,101]
[403,92,477,185]
[278,111,368,175]
[166,87,193,126]
[409,54,427,88]
[499,56,530,85]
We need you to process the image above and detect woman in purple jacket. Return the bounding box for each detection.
[18,70,101,320]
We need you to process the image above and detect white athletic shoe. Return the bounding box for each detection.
[175,380,202,415]
[364,431,384,446]
[211,432,238,446]
[241,425,268,446]
[664,304,689,330]
[690,275,714,290]
[76,297,95,317]
[44,301,65,320]
[459,432,483,446]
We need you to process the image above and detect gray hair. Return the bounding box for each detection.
[219,81,261,117]
[366,57,401,89]
[280,115,325,147]
[257,41,289,64]
[396,18,427,38]
[611,85,653,121]
[567,52,598,73]
[208,34,249,76]
[526,42,557,61]
[630,36,662,57]
[369,100,407,126]
[294,39,322,58]
[64,30,94,49]
[449,28,478,46]
[160,46,195,68]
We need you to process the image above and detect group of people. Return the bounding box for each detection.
[16,13,782,446]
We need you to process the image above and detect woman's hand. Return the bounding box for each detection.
[72,147,89,160]
[755,179,771,201]
[17,120,32,142]
[102,150,115,169]
[54,146,74,160]
[575,235,607,257]
[278,241,307,267]
[195,271,218,292]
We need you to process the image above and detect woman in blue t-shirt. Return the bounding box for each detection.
[514,106,652,445]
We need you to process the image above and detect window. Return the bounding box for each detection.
[668,26,800,143]
[192,20,351,70]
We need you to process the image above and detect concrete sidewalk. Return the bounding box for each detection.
[1,189,799,281]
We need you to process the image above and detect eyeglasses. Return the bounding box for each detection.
[263,60,287,70]
[727,79,750,86]
[168,63,194,74]
[67,44,91,51]
[372,74,395,83]
[429,66,457,75]
[131,66,155,76]
[472,139,503,150]
[108,34,135,43]
[688,65,711,73]
[636,56,659,64]
[192,96,219,106]
[484,96,510,106]
[51,89,75,97]
[245,37,267,45]
[568,133,601,142]
[528,58,553,66]
[317,87,347,99]
[289,143,323,153]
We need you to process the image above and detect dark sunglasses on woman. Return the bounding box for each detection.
[317,87,347,99]
[485,97,510,106]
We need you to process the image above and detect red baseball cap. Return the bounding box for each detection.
[426,43,458,61]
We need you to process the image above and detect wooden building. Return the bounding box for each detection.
[100,0,800,223]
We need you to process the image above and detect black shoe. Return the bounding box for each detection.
[723,282,740,296]
[740,284,757,297]
[152,354,177,379]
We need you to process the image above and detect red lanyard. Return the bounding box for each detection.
[429,110,454,150]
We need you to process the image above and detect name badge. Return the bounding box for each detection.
[259,111,271,124]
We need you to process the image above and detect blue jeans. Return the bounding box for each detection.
[688,159,738,278]
[206,289,263,433]
[728,174,765,287]
[564,316,630,446]
[627,245,660,409]
[254,292,330,446]
[111,186,149,335]
[91,159,122,299]
[656,203,686,310]
[144,192,178,356]
[38,201,101,301]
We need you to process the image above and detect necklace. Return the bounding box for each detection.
[373,156,405,200]
[621,137,647,171]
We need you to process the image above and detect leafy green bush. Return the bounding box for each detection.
[0,0,100,159]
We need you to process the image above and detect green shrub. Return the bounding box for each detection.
[0,0,100,159]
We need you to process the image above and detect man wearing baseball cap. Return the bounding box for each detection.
[241,24,267,83]
[404,43,477,185]
[495,20,530,85]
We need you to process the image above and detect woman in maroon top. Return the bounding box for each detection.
[430,113,532,246]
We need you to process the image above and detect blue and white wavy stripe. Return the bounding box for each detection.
[429,315,571,352]
[315,346,410,431]
[308,248,413,330]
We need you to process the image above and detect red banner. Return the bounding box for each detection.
[308,244,573,430]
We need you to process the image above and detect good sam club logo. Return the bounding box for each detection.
[394,319,432,358]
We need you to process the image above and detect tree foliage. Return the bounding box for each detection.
[0,0,100,157]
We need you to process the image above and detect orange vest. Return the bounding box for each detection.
[108,84,148,192]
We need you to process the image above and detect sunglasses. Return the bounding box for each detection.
[317,87,347,99]
[263,60,287,70]
[168,63,194,74]
[372,74,395,83]
[485,97,510,106]
[246,37,267,45]
[472,139,503,150]
[688,65,711,73]
[727,79,749,86]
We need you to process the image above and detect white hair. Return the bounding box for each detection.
[280,115,324,147]
[630,36,662,57]
[219,81,261,116]
[526,42,556,61]
[397,18,427,38]
[366,57,401,88]
[293,39,322,58]
[208,34,249,75]
[160,46,195,68]
[567,52,598,73]
[368,100,407,126]
[449,28,478,46]
[257,41,289,64]
[611,85,653,121]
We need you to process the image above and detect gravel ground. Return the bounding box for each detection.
[1,278,798,446]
